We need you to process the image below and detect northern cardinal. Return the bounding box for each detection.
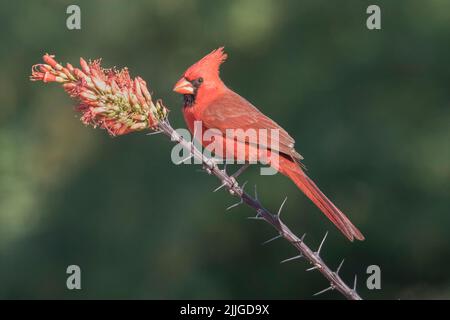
[173,48,364,241]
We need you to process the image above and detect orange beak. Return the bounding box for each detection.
[173,77,194,95]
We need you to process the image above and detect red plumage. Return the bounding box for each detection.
[174,48,364,241]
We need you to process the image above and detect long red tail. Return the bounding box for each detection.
[277,157,364,241]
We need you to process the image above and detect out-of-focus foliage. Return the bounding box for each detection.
[0,0,449,299]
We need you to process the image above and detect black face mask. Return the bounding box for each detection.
[183,94,195,107]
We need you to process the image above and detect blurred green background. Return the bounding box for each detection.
[0,0,449,299]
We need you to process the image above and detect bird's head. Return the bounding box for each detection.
[173,47,227,107]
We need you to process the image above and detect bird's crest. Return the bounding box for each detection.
[185,47,227,79]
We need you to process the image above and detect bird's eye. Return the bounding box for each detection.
[191,77,203,88]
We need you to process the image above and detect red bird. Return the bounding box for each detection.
[173,48,364,241]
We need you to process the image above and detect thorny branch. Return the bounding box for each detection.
[158,120,362,300]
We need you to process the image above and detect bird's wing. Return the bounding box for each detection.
[200,90,303,162]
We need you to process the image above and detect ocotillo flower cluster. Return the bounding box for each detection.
[30,54,168,136]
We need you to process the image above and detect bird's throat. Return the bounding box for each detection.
[183,94,195,107]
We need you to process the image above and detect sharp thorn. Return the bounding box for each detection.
[277,196,288,217]
[280,254,303,264]
[213,182,227,193]
[226,199,243,211]
[353,275,358,291]
[241,180,248,191]
[232,163,250,178]
[306,265,319,272]
[146,130,163,136]
[262,234,282,245]
[336,259,345,275]
[296,233,306,244]
[175,154,193,165]
[316,231,328,256]
[254,184,258,200]
[247,215,263,220]
[313,286,334,296]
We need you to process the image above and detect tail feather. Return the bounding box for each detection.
[278,157,364,241]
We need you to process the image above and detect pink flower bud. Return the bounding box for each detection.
[79,57,91,74]
[60,66,73,80]
[128,92,139,106]
[130,122,147,130]
[91,107,108,114]
[132,114,147,121]
[137,77,152,102]
[31,53,162,136]
[63,82,77,91]
[42,73,58,83]
[80,89,98,102]
[43,54,63,71]
[91,70,108,92]
[66,63,74,73]
[117,125,131,135]
[134,78,147,106]
[73,68,87,80]
[39,64,52,73]
[110,80,120,95]
[148,113,158,127]
[30,65,49,81]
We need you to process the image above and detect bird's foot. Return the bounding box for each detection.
[228,176,239,195]
[203,157,221,174]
